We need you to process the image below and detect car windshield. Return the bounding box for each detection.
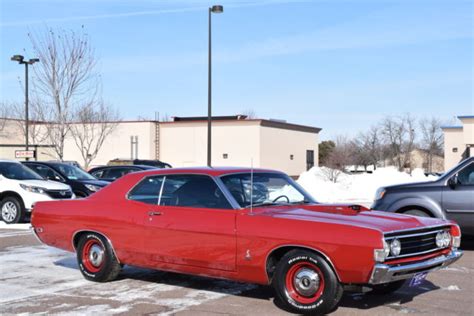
[221,172,316,208]
[0,162,43,180]
[52,163,95,180]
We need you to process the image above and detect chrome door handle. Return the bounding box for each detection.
[148,211,162,216]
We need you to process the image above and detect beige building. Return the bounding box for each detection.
[442,115,474,171]
[0,115,321,177]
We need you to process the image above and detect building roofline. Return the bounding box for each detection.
[160,118,321,133]
[457,115,474,119]
[441,126,463,130]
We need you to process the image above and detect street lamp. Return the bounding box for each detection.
[207,4,223,167]
[11,55,40,155]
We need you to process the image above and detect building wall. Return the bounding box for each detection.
[443,128,464,171]
[62,121,157,169]
[259,126,319,176]
[159,121,262,168]
[459,118,474,145]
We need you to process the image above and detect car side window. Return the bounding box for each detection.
[27,164,63,182]
[128,176,164,205]
[90,169,104,178]
[105,167,133,180]
[159,175,232,209]
[457,163,474,185]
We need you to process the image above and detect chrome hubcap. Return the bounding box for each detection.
[88,244,104,267]
[1,202,18,223]
[294,268,320,297]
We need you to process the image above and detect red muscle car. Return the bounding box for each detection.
[31,167,463,314]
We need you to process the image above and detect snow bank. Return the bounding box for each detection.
[297,166,438,205]
[0,222,31,230]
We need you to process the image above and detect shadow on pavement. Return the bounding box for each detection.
[53,257,443,315]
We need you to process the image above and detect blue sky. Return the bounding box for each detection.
[0,0,472,139]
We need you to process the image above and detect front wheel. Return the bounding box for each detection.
[272,250,343,314]
[0,196,24,224]
[76,233,121,282]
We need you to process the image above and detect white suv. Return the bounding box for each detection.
[0,160,74,224]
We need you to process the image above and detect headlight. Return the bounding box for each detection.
[20,184,47,195]
[436,231,451,248]
[374,188,386,201]
[390,238,401,257]
[85,184,101,192]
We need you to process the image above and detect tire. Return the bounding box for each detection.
[370,280,406,295]
[272,250,343,314]
[76,233,121,282]
[403,209,430,217]
[0,196,24,224]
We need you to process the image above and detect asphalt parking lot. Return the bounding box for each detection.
[0,227,473,316]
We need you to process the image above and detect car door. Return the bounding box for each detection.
[442,162,474,233]
[130,174,237,271]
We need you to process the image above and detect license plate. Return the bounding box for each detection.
[409,272,428,287]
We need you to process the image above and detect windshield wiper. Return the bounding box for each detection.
[289,200,312,205]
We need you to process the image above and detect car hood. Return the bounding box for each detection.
[254,204,448,233]
[19,179,71,191]
[384,180,439,190]
[78,179,109,187]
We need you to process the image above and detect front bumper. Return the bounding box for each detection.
[369,249,463,285]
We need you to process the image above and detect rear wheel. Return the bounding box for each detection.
[76,233,121,282]
[272,250,343,314]
[0,196,24,224]
[370,280,406,295]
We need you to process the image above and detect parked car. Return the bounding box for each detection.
[32,167,462,314]
[47,160,82,169]
[0,160,74,223]
[107,158,172,168]
[372,157,474,235]
[88,165,157,182]
[22,161,109,198]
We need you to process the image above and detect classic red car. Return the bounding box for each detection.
[31,167,463,314]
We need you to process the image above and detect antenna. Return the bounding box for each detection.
[250,158,254,215]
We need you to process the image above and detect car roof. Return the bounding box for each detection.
[91,165,155,170]
[132,166,282,177]
[0,159,20,164]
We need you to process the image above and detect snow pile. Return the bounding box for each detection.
[0,222,31,230]
[297,166,439,205]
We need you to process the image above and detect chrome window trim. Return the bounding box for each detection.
[125,172,238,210]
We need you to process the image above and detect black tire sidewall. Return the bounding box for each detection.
[77,233,115,281]
[0,197,24,224]
[274,251,340,314]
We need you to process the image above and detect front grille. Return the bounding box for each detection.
[385,226,451,260]
[46,190,73,199]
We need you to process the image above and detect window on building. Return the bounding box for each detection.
[306,150,314,170]
[223,153,228,159]
[453,147,458,153]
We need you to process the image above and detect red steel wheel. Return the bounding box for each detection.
[81,239,105,273]
[285,261,325,304]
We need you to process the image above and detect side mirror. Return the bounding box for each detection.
[448,175,458,190]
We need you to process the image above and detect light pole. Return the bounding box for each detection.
[207,4,223,167]
[11,55,39,155]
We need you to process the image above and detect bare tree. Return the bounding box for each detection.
[381,114,417,172]
[29,26,98,160]
[6,101,47,145]
[70,102,120,169]
[241,109,257,119]
[0,102,8,135]
[419,117,444,172]
[321,136,352,182]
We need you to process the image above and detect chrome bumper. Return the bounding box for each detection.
[369,249,463,285]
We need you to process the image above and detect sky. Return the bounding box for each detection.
[0,0,473,139]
